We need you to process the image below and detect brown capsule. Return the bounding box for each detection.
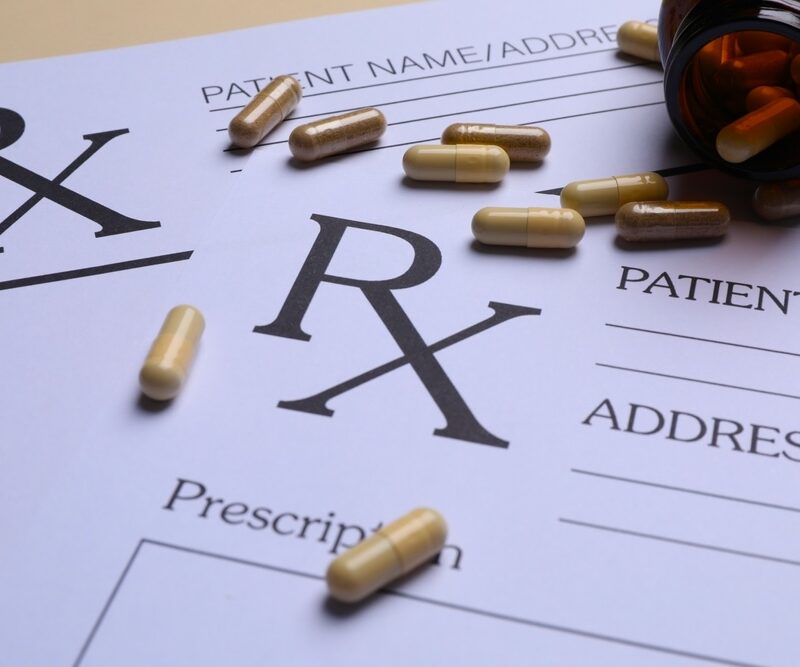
[752,180,800,220]
[615,201,730,242]
[441,123,550,162]
[289,108,386,161]
[228,75,302,149]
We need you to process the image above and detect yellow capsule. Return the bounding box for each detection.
[139,305,205,401]
[441,123,551,162]
[326,508,447,603]
[745,85,794,111]
[228,75,302,149]
[617,21,661,63]
[752,180,800,220]
[289,108,386,161]
[560,172,668,217]
[714,50,791,91]
[472,207,585,249]
[615,201,730,242]
[716,97,800,163]
[403,144,510,183]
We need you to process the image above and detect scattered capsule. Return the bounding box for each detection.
[326,508,447,603]
[403,144,510,183]
[752,180,800,220]
[617,21,660,63]
[139,305,205,401]
[289,108,386,161]
[228,75,302,149]
[472,207,585,249]
[714,50,791,92]
[745,85,794,111]
[716,97,800,163]
[441,123,550,162]
[560,172,668,217]
[615,201,730,242]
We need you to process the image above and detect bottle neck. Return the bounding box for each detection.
[664,1,800,180]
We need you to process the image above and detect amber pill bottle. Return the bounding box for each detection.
[659,0,800,180]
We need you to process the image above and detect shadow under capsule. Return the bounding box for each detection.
[401,176,502,191]
[469,239,577,259]
[613,234,727,252]
[136,392,173,413]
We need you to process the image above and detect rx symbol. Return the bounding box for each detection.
[0,108,159,252]
[256,214,542,448]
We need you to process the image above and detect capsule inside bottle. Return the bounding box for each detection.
[677,30,800,172]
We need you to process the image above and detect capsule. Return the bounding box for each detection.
[472,207,585,249]
[403,144,510,183]
[228,75,302,149]
[745,85,794,111]
[441,123,550,162]
[716,97,800,163]
[714,50,791,92]
[289,108,386,161]
[615,201,730,242]
[617,21,660,63]
[560,172,668,217]
[792,54,800,84]
[326,508,447,603]
[736,31,792,55]
[752,180,800,220]
[139,305,205,401]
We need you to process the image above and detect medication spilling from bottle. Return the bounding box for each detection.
[752,180,800,220]
[617,20,661,63]
[659,0,800,179]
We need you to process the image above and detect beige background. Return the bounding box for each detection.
[1,0,416,63]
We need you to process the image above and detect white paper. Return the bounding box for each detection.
[3,2,799,666]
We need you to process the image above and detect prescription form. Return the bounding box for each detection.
[2,1,800,665]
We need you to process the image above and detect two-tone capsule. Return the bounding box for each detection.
[560,172,668,217]
[441,123,551,162]
[716,97,800,163]
[615,201,730,242]
[745,85,795,111]
[472,207,585,249]
[326,508,447,603]
[403,144,510,183]
[289,108,386,161]
[228,75,302,148]
[139,305,205,401]
[617,21,661,63]
[752,180,800,220]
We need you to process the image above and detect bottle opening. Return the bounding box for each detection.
[679,30,800,172]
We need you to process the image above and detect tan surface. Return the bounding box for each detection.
[1,0,416,64]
